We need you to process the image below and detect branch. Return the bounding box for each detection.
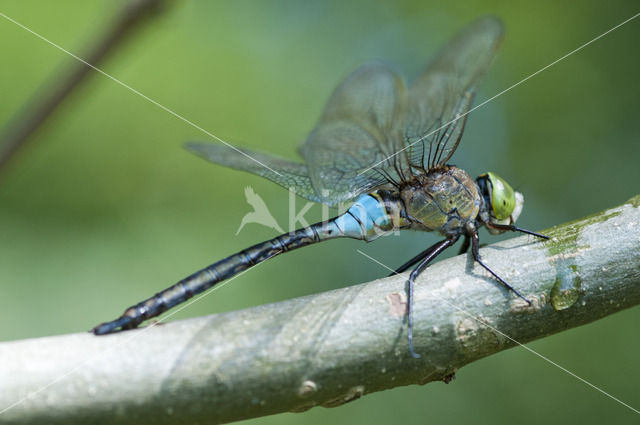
[0,0,166,173]
[1,196,639,424]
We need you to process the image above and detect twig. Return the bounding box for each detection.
[0,0,165,173]
[0,195,639,424]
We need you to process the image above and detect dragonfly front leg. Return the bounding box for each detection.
[469,231,531,304]
[406,235,460,359]
[486,222,549,240]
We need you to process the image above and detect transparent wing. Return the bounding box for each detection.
[186,18,502,205]
[300,62,408,204]
[405,16,504,169]
[185,142,323,203]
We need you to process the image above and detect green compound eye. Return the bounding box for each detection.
[486,171,516,220]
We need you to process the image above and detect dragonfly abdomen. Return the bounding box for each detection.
[92,194,402,334]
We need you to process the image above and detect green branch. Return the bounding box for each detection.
[1,196,639,424]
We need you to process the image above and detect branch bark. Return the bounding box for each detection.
[1,196,639,424]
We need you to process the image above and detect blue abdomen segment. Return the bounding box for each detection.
[334,194,394,241]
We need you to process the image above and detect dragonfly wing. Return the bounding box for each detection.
[185,142,322,203]
[187,18,501,205]
[406,16,504,169]
[300,62,408,204]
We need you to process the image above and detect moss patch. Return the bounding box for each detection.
[627,194,640,208]
[541,209,621,256]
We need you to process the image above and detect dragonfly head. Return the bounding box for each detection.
[476,172,524,234]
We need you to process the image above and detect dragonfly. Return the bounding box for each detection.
[93,16,547,358]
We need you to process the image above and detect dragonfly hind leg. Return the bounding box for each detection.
[458,235,470,255]
[391,233,470,277]
[405,235,460,359]
[388,242,443,276]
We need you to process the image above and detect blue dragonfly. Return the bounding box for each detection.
[93,16,547,358]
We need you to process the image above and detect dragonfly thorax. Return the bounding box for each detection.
[399,166,481,236]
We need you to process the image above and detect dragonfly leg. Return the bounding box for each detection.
[487,222,549,240]
[458,235,470,255]
[470,231,531,304]
[406,235,459,359]
[388,243,442,276]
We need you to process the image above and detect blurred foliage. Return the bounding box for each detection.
[0,1,639,424]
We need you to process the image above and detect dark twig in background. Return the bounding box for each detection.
[0,0,165,174]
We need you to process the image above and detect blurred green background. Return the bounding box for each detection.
[1,1,639,424]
